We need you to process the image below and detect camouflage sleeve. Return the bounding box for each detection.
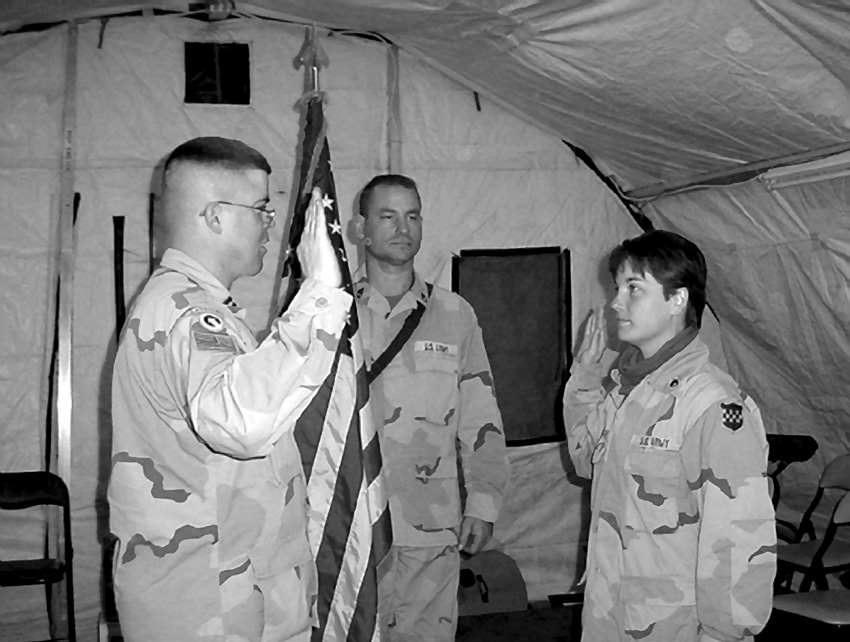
[457,322,509,524]
[167,279,352,459]
[562,360,611,479]
[681,397,776,641]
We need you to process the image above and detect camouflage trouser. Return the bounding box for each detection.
[115,553,311,642]
[378,544,460,642]
[581,596,756,642]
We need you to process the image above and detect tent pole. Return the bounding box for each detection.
[56,20,78,492]
[113,216,126,343]
[40,194,61,473]
[626,141,850,200]
[47,20,80,639]
[50,21,79,639]
[386,44,402,173]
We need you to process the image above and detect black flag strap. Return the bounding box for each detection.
[366,283,433,384]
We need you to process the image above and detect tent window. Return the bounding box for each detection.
[184,42,250,105]
[452,247,571,446]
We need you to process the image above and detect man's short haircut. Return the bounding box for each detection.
[164,136,271,176]
[358,174,420,216]
[609,229,708,329]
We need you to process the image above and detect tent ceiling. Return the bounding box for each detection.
[1,0,849,195]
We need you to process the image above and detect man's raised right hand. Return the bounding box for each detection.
[297,187,342,288]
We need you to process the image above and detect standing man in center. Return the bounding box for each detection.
[353,174,510,642]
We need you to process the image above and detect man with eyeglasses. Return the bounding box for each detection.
[108,136,350,641]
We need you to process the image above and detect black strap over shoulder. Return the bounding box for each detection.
[366,283,433,384]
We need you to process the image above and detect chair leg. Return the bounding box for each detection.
[44,577,75,642]
[67,569,76,642]
[800,572,815,592]
[813,571,829,592]
[774,567,793,593]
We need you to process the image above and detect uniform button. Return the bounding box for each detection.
[316,297,328,308]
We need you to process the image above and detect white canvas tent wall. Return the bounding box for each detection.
[0,1,847,640]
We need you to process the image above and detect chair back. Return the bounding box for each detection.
[806,490,850,570]
[820,453,850,491]
[0,470,75,641]
[834,492,850,525]
[0,472,70,510]
[792,454,850,543]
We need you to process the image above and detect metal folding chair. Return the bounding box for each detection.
[0,471,76,641]
[776,481,850,593]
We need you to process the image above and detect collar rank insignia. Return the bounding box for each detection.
[721,402,743,431]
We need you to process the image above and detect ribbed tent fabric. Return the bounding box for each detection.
[0,2,847,641]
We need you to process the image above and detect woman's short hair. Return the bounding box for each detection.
[609,230,707,328]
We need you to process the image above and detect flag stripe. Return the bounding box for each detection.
[326,483,375,641]
[362,434,382,487]
[305,349,353,562]
[371,507,393,575]
[346,544,379,642]
[312,368,363,640]
[294,346,340,481]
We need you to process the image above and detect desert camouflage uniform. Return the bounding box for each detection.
[354,266,509,642]
[564,337,776,642]
[108,249,351,642]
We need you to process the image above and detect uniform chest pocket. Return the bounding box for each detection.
[623,449,696,533]
[624,450,688,497]
[411,352,460,426]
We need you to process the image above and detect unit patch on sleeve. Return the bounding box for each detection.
[199,313,225,332]
[191,316,238,353]
[720,402,743,431]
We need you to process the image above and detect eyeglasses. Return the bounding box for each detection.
[213,200,276,223]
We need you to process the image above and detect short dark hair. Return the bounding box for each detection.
[608,230,707,328]
[164,136,271,175]
[358,174,420,216]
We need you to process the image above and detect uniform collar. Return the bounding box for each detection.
[611,337,709,394]
[353,264,430,314]
[160,248,237,310]
[645,337,709,393]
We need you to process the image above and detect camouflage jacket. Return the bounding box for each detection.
[108,249,351,641]
[564,337,776,642]
[354,266,510,547]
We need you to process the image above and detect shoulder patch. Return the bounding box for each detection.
[720,402,743,431]
[191,315,238,353]
[199,312,225,333]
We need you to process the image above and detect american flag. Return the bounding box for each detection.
[283,91,392,642]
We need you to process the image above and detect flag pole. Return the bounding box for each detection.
[295,23,328,97]
[275,25,330,314]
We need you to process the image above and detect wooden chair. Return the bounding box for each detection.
[776,483,850,593]
[0,471,76,641]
